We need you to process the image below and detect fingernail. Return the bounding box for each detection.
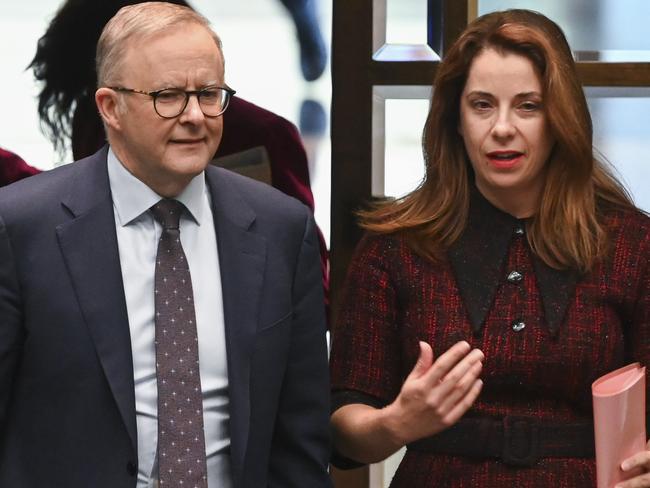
[621,460,630,471]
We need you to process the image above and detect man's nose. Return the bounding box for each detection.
[180,94,205,122]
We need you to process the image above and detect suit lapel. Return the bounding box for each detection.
[56,148,137,452]
[206,168,266,486]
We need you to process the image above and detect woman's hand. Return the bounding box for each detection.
[616,440,650,487]
[331,340,483,464]
[382,340,484,447]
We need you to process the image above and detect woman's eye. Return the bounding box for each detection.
[519,101,540,111]
[472,100,492,110]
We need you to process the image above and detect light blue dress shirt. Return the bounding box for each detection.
[107,149,233,488]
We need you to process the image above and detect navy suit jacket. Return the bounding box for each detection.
[0,147,331,487]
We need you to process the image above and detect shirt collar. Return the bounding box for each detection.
[107,147,206,226]
[448,185,577,337]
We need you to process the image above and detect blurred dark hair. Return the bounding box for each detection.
[28,0,190,155]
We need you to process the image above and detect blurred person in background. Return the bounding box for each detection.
[276,0,327,82]
[0,147,40,187]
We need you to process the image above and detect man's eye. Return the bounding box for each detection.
[157,90,184,103]
[200,90,220,103]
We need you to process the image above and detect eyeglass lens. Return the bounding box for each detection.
[154,88,230,118]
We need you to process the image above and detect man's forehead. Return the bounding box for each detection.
[119,23,224,73]
[125,22,220,50]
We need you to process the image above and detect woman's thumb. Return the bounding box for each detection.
[408,341,434,379]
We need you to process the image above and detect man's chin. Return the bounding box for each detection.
[170,140,216,158]
[167,150,212,171]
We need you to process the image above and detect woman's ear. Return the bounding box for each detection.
[95,87,122,131]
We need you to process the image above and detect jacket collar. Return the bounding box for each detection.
[448,187,578,336]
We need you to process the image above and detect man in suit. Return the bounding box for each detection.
[0,3,331,487]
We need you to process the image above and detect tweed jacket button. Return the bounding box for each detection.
[507,271,523,283]
[511,320,526,332]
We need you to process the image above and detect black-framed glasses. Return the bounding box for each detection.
[108,85,236,118]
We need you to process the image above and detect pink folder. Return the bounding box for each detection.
[592,363,646,488]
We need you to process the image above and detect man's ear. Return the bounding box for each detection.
[95,87,122,131]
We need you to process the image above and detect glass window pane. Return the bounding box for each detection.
[374,0,439,61]
[478,0,650,61]
[587,87,650,212]
[372,86,430,198]
[386,0,428,45]
[384,99,429,197]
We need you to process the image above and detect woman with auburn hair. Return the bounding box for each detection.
[330,9,650,487]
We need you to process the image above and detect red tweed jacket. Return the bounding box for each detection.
[330,191,650,487]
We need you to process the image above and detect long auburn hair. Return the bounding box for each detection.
[361,9,634,272]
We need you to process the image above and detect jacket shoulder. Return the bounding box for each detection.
[0,163,77,219]
[207,165,309,218]
[601,203,650,238]
[0,148,107,225]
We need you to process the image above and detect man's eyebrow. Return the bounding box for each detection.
[151,79,222,90]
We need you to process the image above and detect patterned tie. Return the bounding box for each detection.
[151,199,208,488]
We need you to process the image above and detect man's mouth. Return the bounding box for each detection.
[171,138,205,144]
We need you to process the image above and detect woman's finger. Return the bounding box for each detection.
[616,450,650,488]
[622,451,650,473]
[419,341,477,386]
[441,379,484,427]
[435,360,484,414]
[423,346,484,397]
[615,471,650,488]
[404,341,435,382]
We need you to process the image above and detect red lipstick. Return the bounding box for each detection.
[486,150,523,169]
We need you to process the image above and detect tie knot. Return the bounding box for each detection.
[151,199,184,230]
